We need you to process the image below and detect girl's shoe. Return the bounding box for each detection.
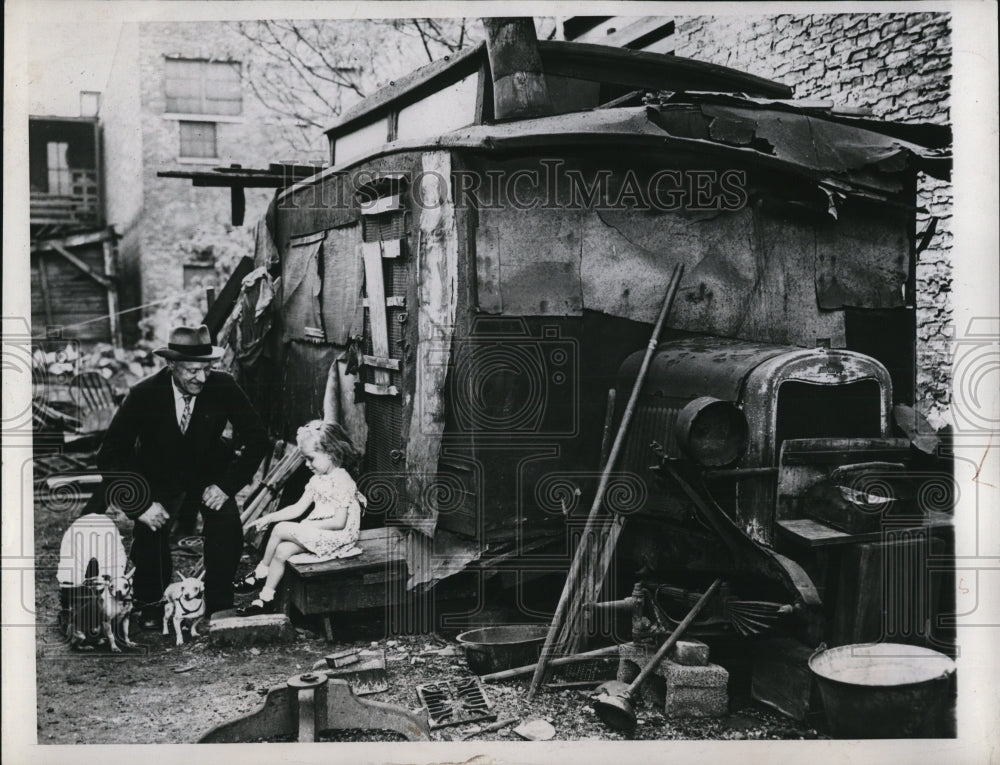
[236,598,276,617]
[233,571,264,594]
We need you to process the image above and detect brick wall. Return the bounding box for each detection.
[101,22,305,344]
[672,12,953,426]
[136,22,294,342]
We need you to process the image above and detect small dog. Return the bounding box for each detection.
[98,567,136,652]
[162,576,206,646]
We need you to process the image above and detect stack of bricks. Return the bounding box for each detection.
[617,638,729,718]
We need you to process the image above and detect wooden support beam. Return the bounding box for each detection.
[31,227,115,252]
[35,252,55,329]
[48,242,113,289]
[102,236,122,348]
[361,243,391,389]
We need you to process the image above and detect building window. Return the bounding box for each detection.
[46,142,72,194]
[179,121,217,159]
[164,58,242,116]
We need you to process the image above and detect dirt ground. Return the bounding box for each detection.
[34,499,820,745]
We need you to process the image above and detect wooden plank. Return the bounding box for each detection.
[289,529,405,573]
[359,194,402,216]
[361,354,401,371]
[776,512,952,548]
[364,382,399,397]
[361,243,391,388]
[202,256,254,339]
[362,296,405,309]
[380,239,402,259]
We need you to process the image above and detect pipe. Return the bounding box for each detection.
[482,18,551,121]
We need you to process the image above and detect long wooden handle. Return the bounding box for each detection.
[481,644,620,683]
[527,264,685,699]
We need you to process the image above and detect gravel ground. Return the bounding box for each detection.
[34,499,822,744]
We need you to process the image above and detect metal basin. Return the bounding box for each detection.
[808,642,956,738]
[455,624,549,675]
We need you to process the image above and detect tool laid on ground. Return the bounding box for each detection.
[310,648,388,695]
[459,716,518,740]
[592,577,723,734]
[198,674,429,742]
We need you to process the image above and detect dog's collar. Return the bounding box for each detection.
[178,596,204,615]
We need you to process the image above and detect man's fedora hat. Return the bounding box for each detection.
[154,325,224,361]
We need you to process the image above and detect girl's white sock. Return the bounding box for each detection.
[254,563,268,579]
[259,586,276,602]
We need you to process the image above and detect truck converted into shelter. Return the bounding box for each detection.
[165,26,952,655]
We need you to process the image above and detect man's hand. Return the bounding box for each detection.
[201,484,229,511]
[138,502,170,531]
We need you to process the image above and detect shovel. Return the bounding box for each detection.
[593,578,722,734]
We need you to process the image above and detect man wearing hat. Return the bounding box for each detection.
[82,325,269,626]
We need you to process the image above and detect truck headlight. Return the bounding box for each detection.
[675,397,748,467]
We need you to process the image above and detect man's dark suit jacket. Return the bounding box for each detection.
[95,367,269,519]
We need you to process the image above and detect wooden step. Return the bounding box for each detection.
[285,527,409,615]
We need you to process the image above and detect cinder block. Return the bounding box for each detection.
[209,609,296,646]
[663,659,729,689]
[664,686,729,718]
[668,639,710,666]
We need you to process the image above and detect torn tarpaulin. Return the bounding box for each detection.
[429,103,950,202]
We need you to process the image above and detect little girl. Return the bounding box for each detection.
[234,420,366,616]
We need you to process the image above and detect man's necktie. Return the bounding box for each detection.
[180,395,193,434]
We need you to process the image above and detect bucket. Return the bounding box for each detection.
[455,624,549,675]
[808,643,956,738]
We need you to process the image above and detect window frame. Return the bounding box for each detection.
[178,120,218,160]
[164,57,243,117]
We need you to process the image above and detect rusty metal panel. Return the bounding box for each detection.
[321,225,364,345]
[277,341,341,440]
[584,205,847,347]
[476,206,583,316]
[281,232,325,342]
[814,203,910,310]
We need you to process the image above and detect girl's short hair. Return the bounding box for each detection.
[310,420,362,477]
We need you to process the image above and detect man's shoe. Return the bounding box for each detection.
[235,598,277,617]
[233,571,264,594]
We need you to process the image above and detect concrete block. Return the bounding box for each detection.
[663,659,729,689]
[208,609,296,646]
[664,686,729,718]
[667,639,710,666]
